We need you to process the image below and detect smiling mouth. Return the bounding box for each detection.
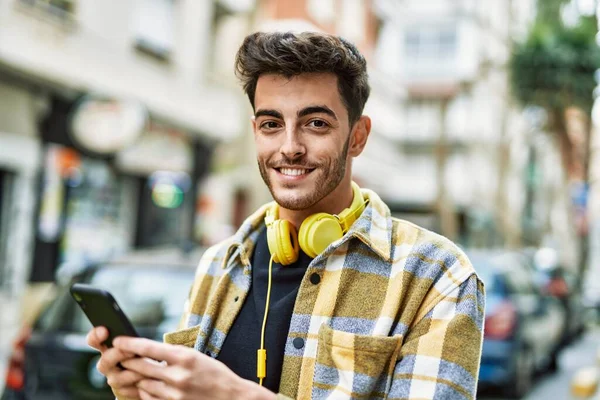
[275,167,315,176]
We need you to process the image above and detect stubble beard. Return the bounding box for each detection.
[258,136,351,211]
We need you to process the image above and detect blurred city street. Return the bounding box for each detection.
[1,0,600,399]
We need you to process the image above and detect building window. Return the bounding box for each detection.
[438,28,457,56]
[133,0,175,61]
[404,31,421,57]
[404,26,457,61]
[16,0,77,22]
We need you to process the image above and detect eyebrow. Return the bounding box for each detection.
[298,105,338,121]
[255,109,284,120]
[254,105,338,121]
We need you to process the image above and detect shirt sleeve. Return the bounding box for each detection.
[387,273,485,399]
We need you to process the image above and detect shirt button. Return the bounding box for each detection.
[310,273,321,285]
[293,338,305,349]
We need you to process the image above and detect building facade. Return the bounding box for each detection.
[0,0,245,304]
[370,0,577,267]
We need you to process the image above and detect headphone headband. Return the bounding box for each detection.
[265,205,277,226]
[265,182,366,263]
[336,181,366,233]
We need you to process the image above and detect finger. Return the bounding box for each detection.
[138,388,161,400]
[114,337,185,365]
[87,326,109,351]
[124,360,194,393]
[97,347,137,375]
[97,348,123,374]
[107,369,145,389]
[138,379,178,400]
[121,357,169,381]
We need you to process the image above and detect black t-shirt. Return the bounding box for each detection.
[216,226,312,392]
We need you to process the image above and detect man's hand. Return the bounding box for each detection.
[114,337,277,400]
[86,326,144,399]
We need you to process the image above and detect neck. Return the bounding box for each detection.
[278,179,354,229]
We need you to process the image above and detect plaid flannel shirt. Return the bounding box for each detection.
[158,188,485,399]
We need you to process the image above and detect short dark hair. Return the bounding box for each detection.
[234,31,370,126]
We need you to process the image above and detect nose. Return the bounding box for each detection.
[280,128,306,160]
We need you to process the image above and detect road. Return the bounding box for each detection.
[480,327,600,400]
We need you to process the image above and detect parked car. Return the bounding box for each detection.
[2,247,203,400]
[582,282,600,326]
[541,267,586,345]
[521,247,586,346]
[472,250,567,398]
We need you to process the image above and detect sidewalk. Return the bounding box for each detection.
[481,326,600,400]
[525,327,600,399]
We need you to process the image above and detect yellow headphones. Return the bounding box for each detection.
[264,181,366,265]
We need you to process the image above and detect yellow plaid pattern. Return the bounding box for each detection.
[159,188,485,400]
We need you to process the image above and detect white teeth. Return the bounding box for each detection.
[280,168,308,176]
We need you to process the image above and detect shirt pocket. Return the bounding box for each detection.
[312,323,403,400]
[163,325,200,348]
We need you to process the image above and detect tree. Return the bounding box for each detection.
[509,0,600,287]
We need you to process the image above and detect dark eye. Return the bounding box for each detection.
[309,120,328,128]
[261,121,280,129]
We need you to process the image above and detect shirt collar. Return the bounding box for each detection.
[345,188,393,262]
[221,188,394,269]
[221,202,271,269]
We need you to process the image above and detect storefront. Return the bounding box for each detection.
[30,95,213,282]
[33,143,138,281]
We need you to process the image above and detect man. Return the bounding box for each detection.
[87,31,485,400]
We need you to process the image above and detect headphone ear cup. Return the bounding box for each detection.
[298,213,344,259]
[267,219,299,265]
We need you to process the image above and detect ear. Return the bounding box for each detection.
[348,115,371,157]
[251,116,257,134]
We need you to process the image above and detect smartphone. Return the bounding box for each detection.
[70,283,139,348]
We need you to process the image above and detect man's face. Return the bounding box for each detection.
[252,73,353,210]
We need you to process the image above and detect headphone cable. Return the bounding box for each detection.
[258,253,275,385]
